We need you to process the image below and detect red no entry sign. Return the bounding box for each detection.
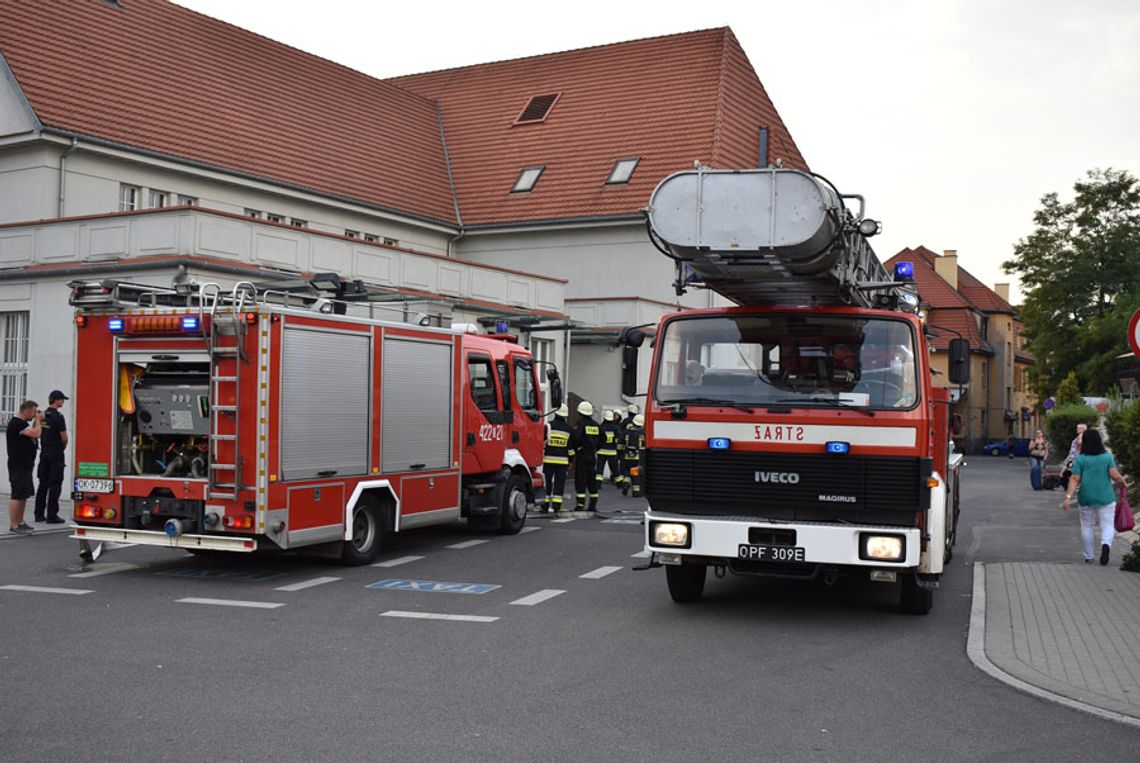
[1130,308,1140,357]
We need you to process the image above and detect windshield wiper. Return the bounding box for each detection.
[660,397,754,413]
[775,396,875,416]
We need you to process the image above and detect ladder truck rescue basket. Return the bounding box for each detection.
[646,168,911,309]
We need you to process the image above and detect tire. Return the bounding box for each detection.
[944,474,961,564]
[665,563,706,603]
[341,496,384,565]
[899,574,933,615]
[990,448,1001,456]
[497,473,529,535]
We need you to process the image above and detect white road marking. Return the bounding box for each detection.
[177,597,284,609]
[107,542,138,550]
[520,526,542,534]
[631,550,652,559]
[380,610,498,623]
[69,562,141,578]
[371,555,426,568]
[0,585,93,595]
[447,539,488,549]
[602,519,641,525]
[274,576,342,592]
[580,566,623,579]
[551,518,576,524]
[510,589,565,606]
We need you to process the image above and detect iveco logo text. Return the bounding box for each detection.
[818,494,857,503]
[754,471,799,484]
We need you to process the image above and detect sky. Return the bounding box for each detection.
[175,0,1140,305]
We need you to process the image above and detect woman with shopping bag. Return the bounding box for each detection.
[1061,429,1127,565]
[1028,430,1048,490]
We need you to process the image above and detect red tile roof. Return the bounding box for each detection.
[0,5,805,232]
[0,0,459,224]
[374,28,807,226]
[887,247,971,309]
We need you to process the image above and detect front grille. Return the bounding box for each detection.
[644,448,929,526]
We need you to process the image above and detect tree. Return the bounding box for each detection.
[1054,371,1082,405]
[1003,168,1140,397]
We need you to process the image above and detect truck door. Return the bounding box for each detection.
[508,354,544,464]
[462,352,509,474]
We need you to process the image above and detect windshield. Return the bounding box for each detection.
[653,314,919,410]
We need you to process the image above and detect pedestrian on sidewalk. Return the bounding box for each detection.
[1028,430,1048,491]
[34,390,69,524]
[1062,428,1126,565]
[7,400,42,535]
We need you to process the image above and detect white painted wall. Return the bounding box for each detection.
[0,145,56,224]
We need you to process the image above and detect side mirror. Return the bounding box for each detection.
[546,368,563,409]
[619,326,647,348]
[948,338,970,385]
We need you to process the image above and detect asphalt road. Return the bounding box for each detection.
[1,459,1137,762]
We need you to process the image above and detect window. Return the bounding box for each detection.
[177,195,197,206]
[245,208,263,219]
[382,237,398,247]
[467,355,498,412]
[290,218,307,228]
[515,93,560,124]
[513,358,539,420]
[266,213,284,223]
[148,189,169,208]
[512,166,544,193]
[119,184,140,211]
[0,312,29,419]
[496,360,512,412]
[606,157,640,185]
[363,233,379,243]
[345,230,359,239]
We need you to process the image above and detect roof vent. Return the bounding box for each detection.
[515,93,560,124]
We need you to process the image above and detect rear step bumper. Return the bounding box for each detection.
[71,526,257,552]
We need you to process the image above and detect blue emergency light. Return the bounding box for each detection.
[181,316,200,331]
[894,262,915,281]
[108,317,124,332]
[495,320,510,333]
[826,441,850,454]
[708,437,732,450]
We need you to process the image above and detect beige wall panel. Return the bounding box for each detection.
[0,232,33,266]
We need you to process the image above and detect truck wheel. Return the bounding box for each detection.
[341,497,383,565]
[497,473,528,535]
[666,564,706,603]
[899,575,933,615]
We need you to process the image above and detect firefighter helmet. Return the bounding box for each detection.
[577,401,594,417]
[603,409,615,421]
[556,405,569,417]
[634,414,644,426]
[627,404,639,414]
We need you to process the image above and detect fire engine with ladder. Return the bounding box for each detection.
[67,279,557,564]
[629,168,968,614]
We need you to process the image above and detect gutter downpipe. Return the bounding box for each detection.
[58,136,79,217]
[435,100,465,258]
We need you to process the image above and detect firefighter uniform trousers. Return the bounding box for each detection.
[596,419,622,487]
[618,418,634,485]
[570,418,601,510]
[542,417,572,512]
[622,425,644,497]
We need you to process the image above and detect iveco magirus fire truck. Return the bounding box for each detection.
[632,168,968,614]
[67,280,555,565]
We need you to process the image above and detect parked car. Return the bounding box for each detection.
[983,438,1031,457]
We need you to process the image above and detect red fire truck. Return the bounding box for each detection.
[67,280,556,564]
[630,168,968,614]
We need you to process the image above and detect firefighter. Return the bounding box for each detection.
[621,414,645,497]
[619,403,639,486]
[596,409,622,489]
[542,405,571,513]
[570,400,601,511]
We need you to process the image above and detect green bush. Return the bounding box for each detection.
[1044,403,1098,459]
[1105,401,1140,480]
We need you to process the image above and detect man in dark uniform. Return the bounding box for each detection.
[569,401,601,511]
[542,405,571,513]
[595,409,622,490]
[619,403,639,486]
[35,390,69,524]
[621,414,645,497]
[7,399,42,535]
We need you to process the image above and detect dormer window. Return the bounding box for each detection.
[514,93,560,124]
[606,157,640,185]
[511,166,544,193]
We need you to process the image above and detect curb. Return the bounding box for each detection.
[0,524,74,540]
[966,561,1140,729]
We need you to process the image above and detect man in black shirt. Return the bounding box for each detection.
[7,399,42,535]
[35,390,69,524]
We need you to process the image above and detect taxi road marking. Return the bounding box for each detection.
[177,597,284,609]
[371,555,425,568]
[381,610,498,623]
[274,576,342,592]
[580,566,622,579]
[0,585,93,595]
[510,589,565,606]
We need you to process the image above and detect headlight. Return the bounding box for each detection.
[860,534,905,562]
[651,521,690,548]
